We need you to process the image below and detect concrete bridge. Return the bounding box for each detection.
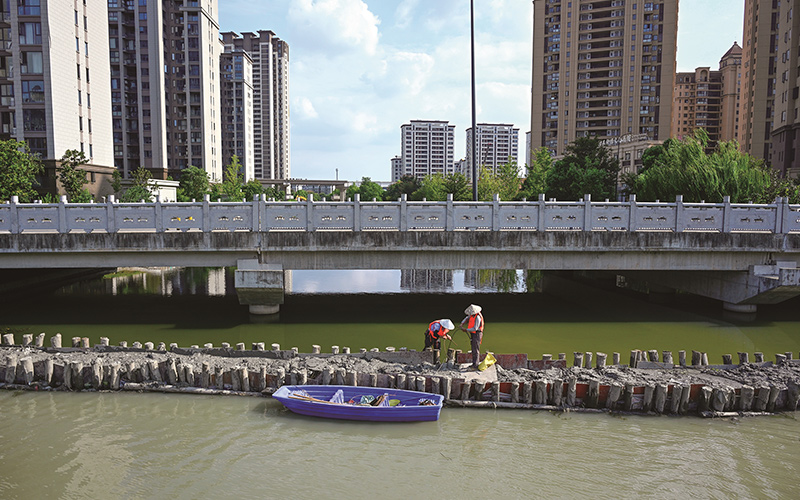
[1,194,799,314]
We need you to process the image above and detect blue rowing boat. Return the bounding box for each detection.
[272,385,444,422]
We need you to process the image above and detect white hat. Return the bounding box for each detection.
[440,319,455,330]
[465,304,482,315]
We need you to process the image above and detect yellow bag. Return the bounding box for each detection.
[478,352,496,371]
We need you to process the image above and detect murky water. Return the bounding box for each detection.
[2,269,798,361]
[2,269,800,498]
[1,391,798,499]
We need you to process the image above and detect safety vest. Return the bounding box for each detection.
[467,313,484,333]
[427,321,444,339]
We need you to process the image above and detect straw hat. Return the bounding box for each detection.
[440,319,455,330]
[464,304,482,315]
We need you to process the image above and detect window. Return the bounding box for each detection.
[76,37,80,52]
[0,84,13,106]
[17,0,41,16]
[23,109,46,131]
[21,51,43,74]
[21,81,44,103]
[19,22,41,44]
[78,90,81,105]
[27,137,46,157]
[86,68,90,82]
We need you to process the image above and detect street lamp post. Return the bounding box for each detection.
[470,0,478,201]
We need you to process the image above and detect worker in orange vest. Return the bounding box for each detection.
[460,304,484,369]
[424,319,454,351]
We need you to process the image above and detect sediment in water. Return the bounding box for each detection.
[1,343,799,418]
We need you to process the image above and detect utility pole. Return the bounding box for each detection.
[470,0,478,201]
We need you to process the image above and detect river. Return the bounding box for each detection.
[1,268,799,498]
[2,268,799,360]
[1,391,798,499]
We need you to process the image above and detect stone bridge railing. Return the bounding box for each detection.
[1,194,799,234]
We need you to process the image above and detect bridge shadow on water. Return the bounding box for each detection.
[2,272,798,329]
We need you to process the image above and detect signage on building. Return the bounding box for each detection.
[599,133,650,147]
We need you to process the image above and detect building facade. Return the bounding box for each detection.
[220,31,289,181]
[107,0,221,181]
[531,0,679,156]
[390,155,402,182]
[671,43,741,148]
[739,0,778,166]
[671,67,723,144]
[399,120,455,179]
[0,0,114,167]
[465,123,519,174]
[771,0,800,178]
[719,42,742,144]
[220,35,254,180]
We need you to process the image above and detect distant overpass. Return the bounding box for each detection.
[1,194,799,313]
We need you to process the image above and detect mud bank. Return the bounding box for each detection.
[2,340,799,418]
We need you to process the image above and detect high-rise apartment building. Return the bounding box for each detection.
[719,43,742,143]
[465,123,519,174]
[220,37,254,181]
[531,0,679,156]
[399,120,455,179]
[739,0,778,166]
[671,67,723,143]
[771,0,800,178]
[220,31,289,181]
[390,155,402,182]
[107,0,221,181]
[0,0,114,169]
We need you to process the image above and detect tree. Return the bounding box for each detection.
[242,179,264,201]
[347,177,383,201]
[358,177,384,201]
[177,165,210,202]
[516,147,551,201]
[442,172,472,201]
[264,186,285,200]
[121,166,153,202]
[221,155,244,201]
[412,173,447,201]
[546,137,620,200]
[0,139,42,202]
[627,130,797,203]
[58,149,92,202]
[495,159,522,201]
[385,175,420,200]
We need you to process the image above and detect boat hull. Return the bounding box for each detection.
[272,385,444,422]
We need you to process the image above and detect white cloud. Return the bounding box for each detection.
[296,97,318,119]
[288,0,381,56]
[394,0,419,29]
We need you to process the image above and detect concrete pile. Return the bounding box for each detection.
[1,335,799,418]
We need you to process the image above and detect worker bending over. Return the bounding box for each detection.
[424,319,454,351]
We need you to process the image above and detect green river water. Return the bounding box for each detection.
[1,269,799,498]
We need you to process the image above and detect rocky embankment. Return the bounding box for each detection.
[2,336,799,418]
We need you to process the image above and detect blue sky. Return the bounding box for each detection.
[220,0,745,183]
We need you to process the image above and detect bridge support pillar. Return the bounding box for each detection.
[723,302,757,314]
[234,260,284,315]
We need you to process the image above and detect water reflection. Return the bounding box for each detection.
[55,267,543,296]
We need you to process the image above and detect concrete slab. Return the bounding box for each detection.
[457,363,498,383]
